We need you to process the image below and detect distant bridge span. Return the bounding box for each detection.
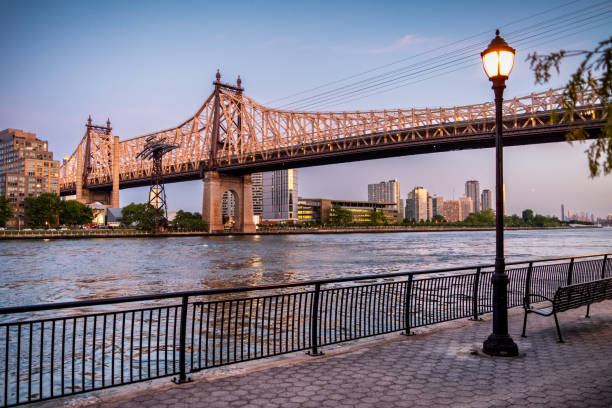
[59,73,606,232]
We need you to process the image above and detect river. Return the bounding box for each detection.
[1,228,611,307]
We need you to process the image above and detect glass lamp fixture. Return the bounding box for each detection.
[481,30,516,81]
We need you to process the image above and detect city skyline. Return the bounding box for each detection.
[1,1,611,218]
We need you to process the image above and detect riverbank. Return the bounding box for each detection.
[0,225,601,239]
[0,230,207,240]
[251,225,591,235]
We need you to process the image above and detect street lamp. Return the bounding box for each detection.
[481,30,519,357]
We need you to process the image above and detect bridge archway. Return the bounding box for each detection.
[202,172,256,233]
[222,189,239,230]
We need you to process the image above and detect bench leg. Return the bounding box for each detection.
[585,304,591,318]
[521,310,528,337]
[553,311,564,343]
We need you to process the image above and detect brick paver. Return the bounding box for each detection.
[62,301,612,407]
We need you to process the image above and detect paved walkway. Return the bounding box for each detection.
[64,301,612,407]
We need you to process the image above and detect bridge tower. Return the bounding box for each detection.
[75,117,120,208]
[202,71,256,233]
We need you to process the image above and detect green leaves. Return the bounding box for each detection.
[0,197,13,227]
[527,36,612,177]
[122,202,166,231]
[59,200,94,226]
[369,209,387,226]
[329,205,353,226]
[171,210,208,231]
[23,194,95,228]
[25,193,61,228]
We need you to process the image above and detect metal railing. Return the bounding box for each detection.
[0,253,610,406]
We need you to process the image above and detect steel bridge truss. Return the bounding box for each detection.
[60,75,607,194]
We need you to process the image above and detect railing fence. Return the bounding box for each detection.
[1,253,610,406]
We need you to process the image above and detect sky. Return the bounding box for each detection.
[1,0,611,218]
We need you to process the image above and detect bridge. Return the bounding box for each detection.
[59,72,606,232]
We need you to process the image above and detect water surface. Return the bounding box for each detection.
[1,228,610,307]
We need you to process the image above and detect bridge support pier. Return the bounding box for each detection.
[74,137,120,208]
[202,171,256,233]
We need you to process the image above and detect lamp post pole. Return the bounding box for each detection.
[482,78,518,356]
[481,30,519,357]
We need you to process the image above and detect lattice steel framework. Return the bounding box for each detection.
[60,74,607,193]
[135,135,179,223]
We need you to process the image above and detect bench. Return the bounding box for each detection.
[521,277,612,342]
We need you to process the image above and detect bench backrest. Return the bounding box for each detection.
[554,277,612,313]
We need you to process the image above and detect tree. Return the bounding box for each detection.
[59,200,94,226]
[122,202,166,231]
[329,205,353,226]
[431,214,446,223]
[369,210,387,225]
[522,209,534,225]
[463,209,495,227]
[171,210,208,231]
[0,197,13,227]
[527,36,612,176]
[25,193,61,228]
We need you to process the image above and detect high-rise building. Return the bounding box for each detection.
[405,186,428,221]
[251,172,263,216]
[481,189,492,212]
[263,169,298,221]
[398,199,405,222]
[458,196,473,221]
[432,196,444,218]
[561,204,565,221]
[0,129,59,227]
[368,179,401,212]
[465,180,480,214]
[427,195,433,221]
[405,191,414,220]
[443,200,461,222]
[222,190,236,218]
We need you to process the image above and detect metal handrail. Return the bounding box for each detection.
[1,252,609,315]
[1,252,609,406]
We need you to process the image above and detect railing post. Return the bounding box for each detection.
[403,274,414,335]
[602,255,608,279]
[173,295,192,383]
[307,283,323,356]
[567,258,575,285]
[524,262,533,309]
[470,267,482,321]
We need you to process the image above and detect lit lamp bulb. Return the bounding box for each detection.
[481,30,516,81]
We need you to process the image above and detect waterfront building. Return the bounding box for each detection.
[0,128,59,227]
[465,180,480,214]
[251,172,263,216]
[405,191,414,220]
[88,203,106,225]
[298,198,397,224]
[427,195,433,221]
[106,208,123,225]
[222,190,236,218]
[481,189,492,212]
[405,186,428,221]
[398,199,405,222]
[561,204,565,221]
[432,196,444,219]
[458,196,473,221]
[368,179,401,212]
[263,169,298,221]
[443,200,462,222]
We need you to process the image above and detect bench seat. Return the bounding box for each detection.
[521,277,612,342]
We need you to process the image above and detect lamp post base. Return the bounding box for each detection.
[483,333,519,357]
